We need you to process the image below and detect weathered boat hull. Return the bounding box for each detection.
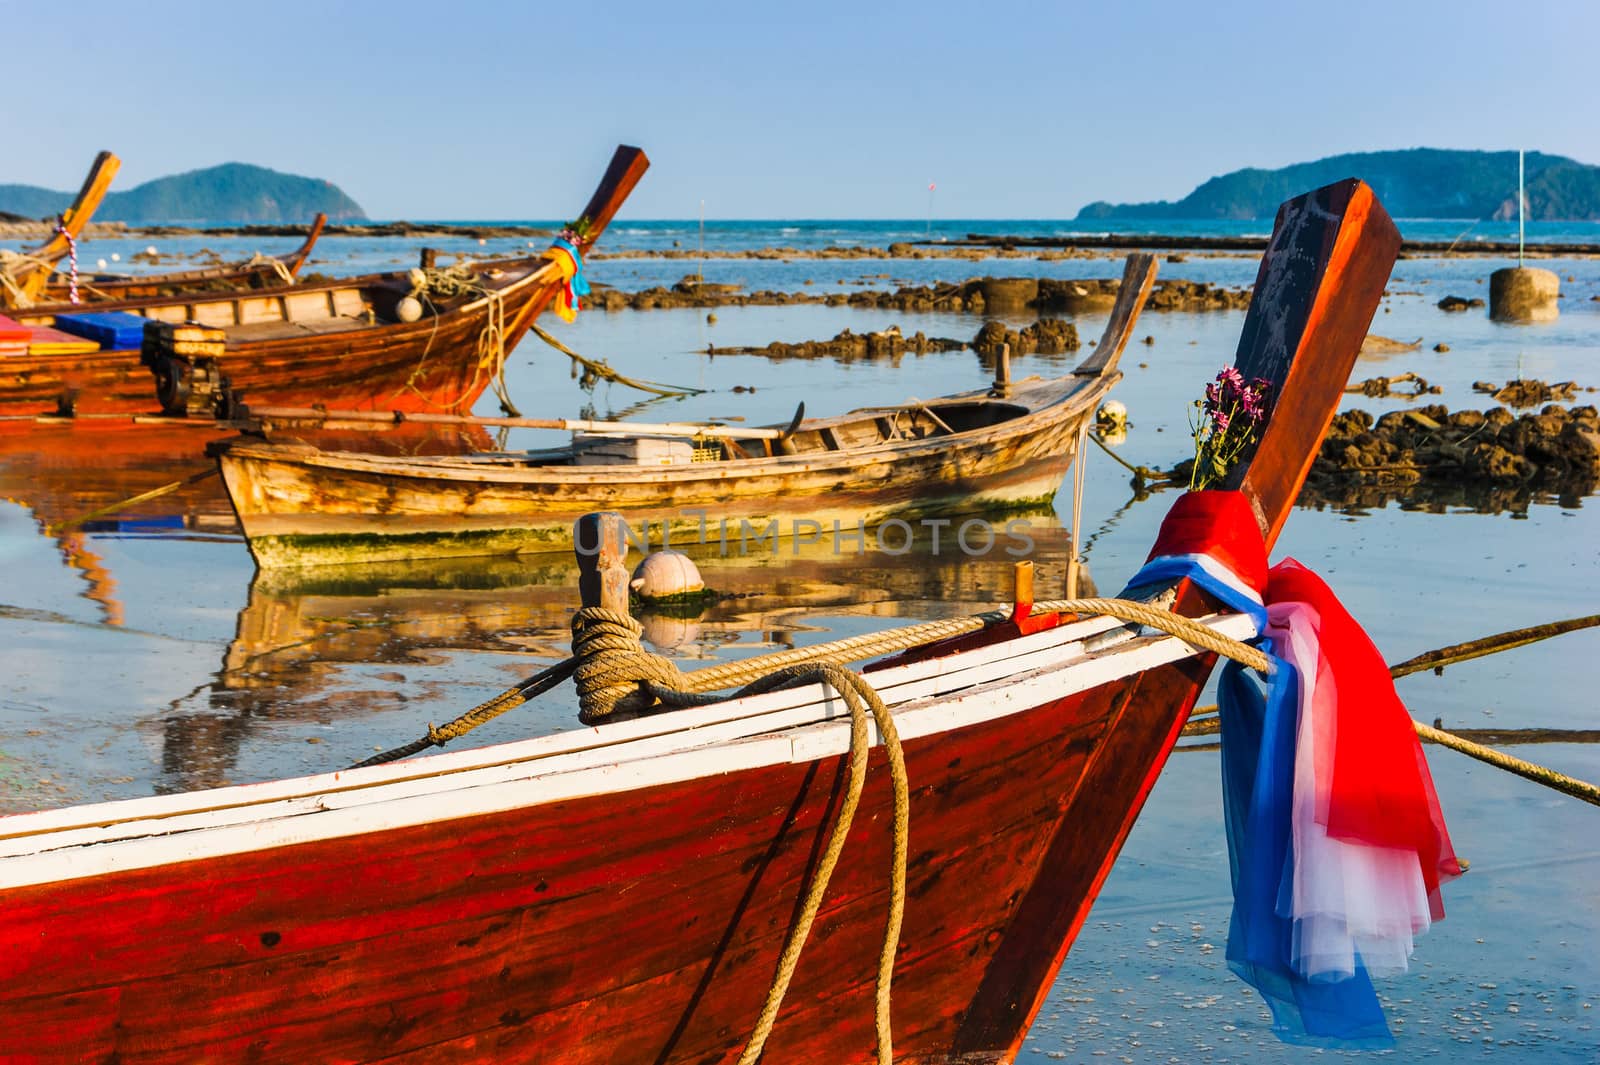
[0,611,1228,1065]
[218,379,1100,569]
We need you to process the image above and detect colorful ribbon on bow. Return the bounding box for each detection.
[1122,490,1461,1047]
[547,233,589,323]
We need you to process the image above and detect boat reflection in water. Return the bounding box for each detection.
[152,509,1084,794]
[0,417,496,627]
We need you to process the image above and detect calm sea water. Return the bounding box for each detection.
[0,223,1595,1060]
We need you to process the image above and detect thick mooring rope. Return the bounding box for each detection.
[390,264,520,415]
[358,596,1266,768]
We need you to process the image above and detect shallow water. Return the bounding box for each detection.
[0,233,1596,1059]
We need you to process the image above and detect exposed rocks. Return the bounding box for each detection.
[1143,279,1252,312]
[1345,372,1441,399]
[1305,403,1599,496]
[583,275,1252,315]
[1437,295,1485,312]
[1033,277,1250,313]
[1471,379,1580,407]
[0,220,128,239]
[705,325,965,362]
[971,319,1080,357]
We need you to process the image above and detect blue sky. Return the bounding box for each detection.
[4,0,1596,219]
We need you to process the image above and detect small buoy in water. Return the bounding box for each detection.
[477,238,487,246]
[630,550,704,601]
[706,313,717,324]
[395,296,424,323]
[97,258,107,269]
[110,252,120,262]
[1097,399,1128,432]
[144,245,157,257]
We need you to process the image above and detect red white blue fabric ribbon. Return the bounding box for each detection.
[1122,491,1461,1047]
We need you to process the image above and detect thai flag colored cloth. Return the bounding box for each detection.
[1121,490,1461,1046]
[547,236,589,322]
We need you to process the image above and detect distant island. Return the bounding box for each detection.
[0,162,367,224]
[1077,149,1600,221]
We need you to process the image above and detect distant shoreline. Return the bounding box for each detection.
[1,219,1595,258]
[932,233,1600,257]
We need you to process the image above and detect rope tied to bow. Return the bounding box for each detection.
[54,217,79,305]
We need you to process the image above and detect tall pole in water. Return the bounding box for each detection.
[1518,150,1525,269]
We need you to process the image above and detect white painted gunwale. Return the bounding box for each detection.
[0,610,1255,890]
[0,611,1130,844]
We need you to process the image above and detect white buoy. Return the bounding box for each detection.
[630,550,705,600]
[395,296,424,323]
[110,252,120,262]
[97,258,107,269]
[144,245,157,257]
[1097,400,1128,430]
[478,238,487,246]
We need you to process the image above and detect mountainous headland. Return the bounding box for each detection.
[1077,149,1600,221]
[0,162,367,224]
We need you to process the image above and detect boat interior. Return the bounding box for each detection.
[498,397,1039,467]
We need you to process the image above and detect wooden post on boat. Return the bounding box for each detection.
[574,511,632,614]
[994,342,1012,396]
[419,248,437,271]
[1013,559,1034,612]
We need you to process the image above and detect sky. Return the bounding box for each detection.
[3,0,1597,220]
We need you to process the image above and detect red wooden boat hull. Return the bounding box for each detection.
[0,264,557,417]
[0,178,1400,1065]
[0,148,648,418]
[0,653,1208,1065]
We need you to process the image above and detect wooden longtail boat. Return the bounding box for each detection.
[34,212,327,306]
[0,146,648,417]
[212,255,1158,569]
[0,151,119,308]
[0,179,1399,1064]
[3,151,327,307]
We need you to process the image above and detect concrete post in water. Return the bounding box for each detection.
[994,342,1012,396]
[978,277,1037,313]
[1489,266,1560,322]
[575,512,632,614]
